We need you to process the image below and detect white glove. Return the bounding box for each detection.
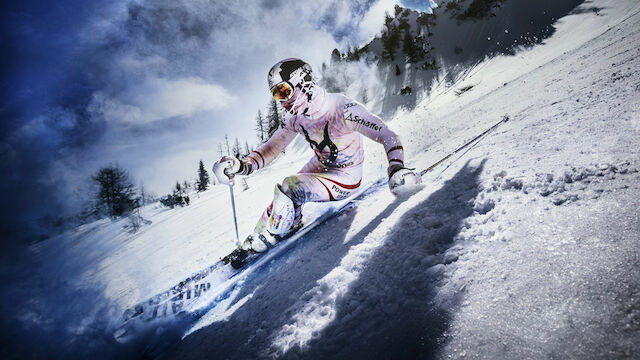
[388,164,422,193]
[212,156,242,185]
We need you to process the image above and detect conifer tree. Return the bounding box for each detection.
[394,4,402,17]
[232,137,241,158]
[244,140,250,156]
[139,181,147,206]
[267,98,281,138]
[92,165,138,218]
[382,18,400,61]
[197,160,209,192]
[255,110,267,143]
[403,31,417,62]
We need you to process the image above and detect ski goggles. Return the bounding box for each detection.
[270,81,294,102]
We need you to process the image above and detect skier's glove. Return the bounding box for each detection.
[219,156,243,176]
[212,156,244,185]
[387,164,422,192]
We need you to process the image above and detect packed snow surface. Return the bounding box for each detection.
[3,0,639,359]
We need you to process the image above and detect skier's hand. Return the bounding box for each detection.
[212,156,242,185]
[388,164,422,193]
[219,156,242,177]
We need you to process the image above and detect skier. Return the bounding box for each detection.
[216,58,420,253]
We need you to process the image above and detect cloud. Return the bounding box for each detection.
[93,77,234,126]
[358,0,400,43]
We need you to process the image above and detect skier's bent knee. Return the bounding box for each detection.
[280,175,306,205]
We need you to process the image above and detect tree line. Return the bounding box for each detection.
[91,158,213,219]
[89,97,283,228]
[328,5,437,72]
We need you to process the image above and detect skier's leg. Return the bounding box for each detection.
[257,159,361,230]
[243,160,362,252]
[281,163,362,204]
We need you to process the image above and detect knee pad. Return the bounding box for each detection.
[267,184,296,235]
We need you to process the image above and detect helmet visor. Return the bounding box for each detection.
[271,82,294,102]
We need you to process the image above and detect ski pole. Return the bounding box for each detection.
[419,114,510,176]
[212,159,241,245]
[226,176,240,244]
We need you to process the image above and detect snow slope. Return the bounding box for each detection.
[2,0,639,359]
[321,0,589,119]
[164,1,640,358]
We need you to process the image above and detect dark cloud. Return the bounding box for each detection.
[1,0,115,249]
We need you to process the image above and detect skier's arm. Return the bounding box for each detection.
[239,127,297,175]
[342,100,405,169]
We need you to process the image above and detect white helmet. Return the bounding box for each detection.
[268,58,314,114]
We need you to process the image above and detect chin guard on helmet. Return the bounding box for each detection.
[266,184,296,235]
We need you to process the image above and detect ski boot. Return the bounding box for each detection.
[240,210,303,253]
[222,185,303,269]
[222,232,280,269]
[222,214,304,269]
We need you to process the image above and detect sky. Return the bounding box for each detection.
[0,0,436,245]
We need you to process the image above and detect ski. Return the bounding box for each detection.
[113,182,377,341]
[219,216,305,269]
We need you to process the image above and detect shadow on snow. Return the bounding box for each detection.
[157,160,486,360]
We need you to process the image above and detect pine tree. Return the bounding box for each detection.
[139,181,146,206]
[255,110,267,143]
[217,144,224,158]
[403,31,417,62]
[93,165,138,218]
[244,140,250,156]
[232,137,241,158]
[267,98,281,138]
[394,4,402,17]
[384,12,394,30]
[398,18,410,31]
[197,160,209,192]
[395,64,402,76]
[224,134,230,155]
[382,21,400,61]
